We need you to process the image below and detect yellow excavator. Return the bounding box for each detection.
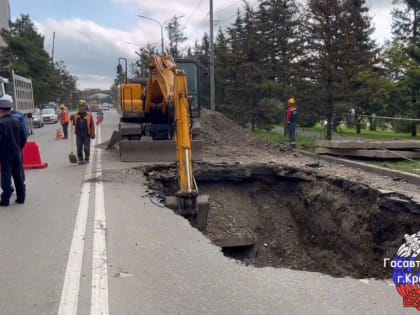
[116,54,208,230]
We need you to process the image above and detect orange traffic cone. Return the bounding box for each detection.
[23,141,48,169]
[56,128,64,140]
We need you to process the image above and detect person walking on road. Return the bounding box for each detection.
[72,100,95,165]
[0,99,27,206]
[286,97,298,148]
[59,104,70,139]
[96,108,104,126]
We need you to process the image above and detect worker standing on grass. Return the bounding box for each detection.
[286,98,298,148]
[0,99,26,206]
[59,104,70,139]
[72,100,95,165]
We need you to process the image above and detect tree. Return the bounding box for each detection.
[392,0,420,136]
[49,61,77,104]
[132,44,158,78]
[219,4,264,130]
[382,39,414,117]
[302,0,378,139]
[214,29,230,109]
[303,0,349,139]
[256,0,305,134]
[256,0,303,99]
[191,34,211,107]
[0,14,77,105]
[165,16,187,57]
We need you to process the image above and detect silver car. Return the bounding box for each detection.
[41,108,58,124]
[33,108,44,128]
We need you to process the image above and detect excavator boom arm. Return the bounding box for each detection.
[173,71,197,198]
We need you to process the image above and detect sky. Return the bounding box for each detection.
[9,0,395,90]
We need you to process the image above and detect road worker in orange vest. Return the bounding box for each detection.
[72,100,95,165]
[59,104,70,139]
[286,97,298,148]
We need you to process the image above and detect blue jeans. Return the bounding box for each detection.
[288,123,296,145]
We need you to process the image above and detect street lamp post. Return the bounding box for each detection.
[137,15,184,54]
[209,0,215,111]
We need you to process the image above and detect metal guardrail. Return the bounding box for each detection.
[359,114,420,122]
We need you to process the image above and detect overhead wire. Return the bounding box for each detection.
[183,0,206,27]
[183,0,259,47]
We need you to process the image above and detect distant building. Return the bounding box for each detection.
[0,0,10,48]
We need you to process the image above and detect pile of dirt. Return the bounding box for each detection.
[197,109,286,162]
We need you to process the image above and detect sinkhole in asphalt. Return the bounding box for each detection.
[143,163,420,279]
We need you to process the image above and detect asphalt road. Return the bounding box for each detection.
[0,110,416,315]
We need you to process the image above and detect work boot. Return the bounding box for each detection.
[0,200,9,206]
[15,198,24,204]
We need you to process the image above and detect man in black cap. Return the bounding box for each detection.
[0,99,27,206]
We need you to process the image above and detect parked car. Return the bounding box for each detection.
[100,103,112,111]
[33,108,44,128]
[41,108,58,124]
[42,102,59,115]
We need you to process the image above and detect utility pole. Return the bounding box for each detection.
[209,0,215,111]
[51,31,56,63]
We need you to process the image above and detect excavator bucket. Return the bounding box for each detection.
[119,139,203,162]
[165,194,209,231]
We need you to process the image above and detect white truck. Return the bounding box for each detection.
[0,69,35,134]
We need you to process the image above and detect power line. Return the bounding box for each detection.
[185,0,259,42]
[183,0,205,27]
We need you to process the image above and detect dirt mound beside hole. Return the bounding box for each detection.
[197,109,285,160]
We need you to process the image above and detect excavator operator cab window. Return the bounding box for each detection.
[176,60,201,118]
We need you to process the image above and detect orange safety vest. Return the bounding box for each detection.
[60,109,70,124]
[73,112,95,137]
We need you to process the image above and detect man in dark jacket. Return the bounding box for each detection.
[0,99,27,206]
[73,100,95,165]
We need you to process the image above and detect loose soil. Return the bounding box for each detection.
[140,109,420,279]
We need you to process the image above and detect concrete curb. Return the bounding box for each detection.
[296,149,420,186]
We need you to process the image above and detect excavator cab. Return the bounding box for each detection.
[116,56,203,162]
[174,58,202,118]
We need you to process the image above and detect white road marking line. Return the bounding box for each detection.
[91,125,109,315]
[58,138,95,315]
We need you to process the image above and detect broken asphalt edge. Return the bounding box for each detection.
[296,149,420,186]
